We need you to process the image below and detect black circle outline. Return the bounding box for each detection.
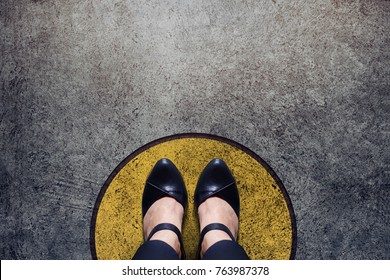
[90,133,297,260]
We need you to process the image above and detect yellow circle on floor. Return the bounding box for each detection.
[91,134,296,260]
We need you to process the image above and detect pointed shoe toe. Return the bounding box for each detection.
[194,158,240,217]
[142,158,188,217]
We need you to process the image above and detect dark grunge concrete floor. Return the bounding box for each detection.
[0,0,389,259]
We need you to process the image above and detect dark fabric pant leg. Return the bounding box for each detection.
[132,240,179,260]
[203,240,249,260]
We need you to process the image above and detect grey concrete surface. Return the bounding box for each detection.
[1,0,389,259]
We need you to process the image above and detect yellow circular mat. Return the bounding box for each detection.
[91,134,296,260]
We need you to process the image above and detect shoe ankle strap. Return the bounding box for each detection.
[197,223,236,259]
[146,223,185,259]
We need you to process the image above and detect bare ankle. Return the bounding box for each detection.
[150,230,182,257]
[198,197,239,257]
[143,197,184,257]
[201,230,232,256]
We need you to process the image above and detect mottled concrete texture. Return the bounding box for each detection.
[0,0,389,259]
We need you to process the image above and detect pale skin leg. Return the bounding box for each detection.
[143,197,184,257]
[198,197,238,258]
[143,196,238,259]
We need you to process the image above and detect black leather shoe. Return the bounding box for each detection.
[142,158,188,217]
[194,158,240,217]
